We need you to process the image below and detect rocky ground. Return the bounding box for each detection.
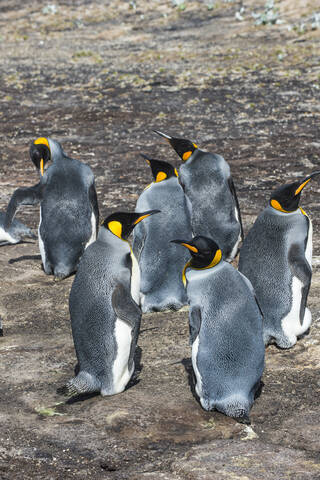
[0,0,320,478]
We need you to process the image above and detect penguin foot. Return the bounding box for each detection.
[56,383,78,397]
[233,413,251,425]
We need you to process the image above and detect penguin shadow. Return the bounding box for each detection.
[8,254,41,264]
[63,347,143,405]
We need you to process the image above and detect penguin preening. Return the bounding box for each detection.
[132,154,191,312]
[239,172,320,349]
[154,130,243,262]
[60,209,159,397]
[0,211,36,245]
[172,236,264,422]
[4,137,99,279]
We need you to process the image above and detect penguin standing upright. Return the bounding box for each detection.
[132,154,191,312]
[61,210,159,396]
[239,172,320,349]
[172,236,264,422]
[4,137,99,279]
[154,130,243,262]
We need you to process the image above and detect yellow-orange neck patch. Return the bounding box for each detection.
[108,221,122,238]
[155,171,167,183]
[34,137,50,149]
[174,168,179,177]
[182,249,222,286]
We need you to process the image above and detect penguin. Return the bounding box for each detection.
[238,171,320,349]
[172,236,264,422]
[4,137,99,279]
[132,154,191,312]
[60,209,159,397]
[154,130,243,262]
[0,211,36,245]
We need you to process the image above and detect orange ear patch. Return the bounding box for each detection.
[155,171,167,183]
[182,151,192,161]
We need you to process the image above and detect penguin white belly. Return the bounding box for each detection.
[281,276,311,344]
[130,252,141,305]
[192,336,204,401]
[110,318,134,395]
[85,211,96,250]
[0,226,19,244]
[226,207,242,261]
[38,209,47,267]
[305,217,312,268]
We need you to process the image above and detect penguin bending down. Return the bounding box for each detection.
[0,211,36,245]
[4,137,99,279]
[154,130,243,262]
[132,154,191,312]
[239,172,320,349]
[172,236,264,422]
[61,210,159,397]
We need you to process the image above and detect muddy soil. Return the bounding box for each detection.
[0,1,320,478]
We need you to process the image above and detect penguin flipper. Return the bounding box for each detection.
[89,182,99,234]
[189,306,202,345]
[228,177,244,240]
[288,242,312,325]
[112,283,142,329]
[4,183,43,230]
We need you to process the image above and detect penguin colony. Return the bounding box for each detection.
[1,133,318,423]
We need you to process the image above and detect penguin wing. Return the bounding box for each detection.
[288,242,312,325]
[189,306,202,345]
[4,183,43,231]
[89,181,99,233]
[112,283,142,329]
[228,177,244,239]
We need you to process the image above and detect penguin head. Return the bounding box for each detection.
[153,130,198,162]
[270,171,320,213]
[29,137,51,176]
[141,153,178,182]
[171,236,222,285]
[102,210,160,241]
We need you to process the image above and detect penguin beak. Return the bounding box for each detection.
[153,130,172,144]
[140,153,152,165]
[40,158,44,176]
[294,171,320,196]
[133,210,161,225]
[170,239,199,253]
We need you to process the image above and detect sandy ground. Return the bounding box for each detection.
[0,0,320,478]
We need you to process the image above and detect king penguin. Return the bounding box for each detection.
[172,236,264,422]
[132,154,191,312]
[239,172,320,349]
[154,130,243,262]
[61,209,159,396]
[4,137,99,279]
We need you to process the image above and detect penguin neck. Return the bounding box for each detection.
[267,204,304,217]
[183,259,224,286]
[97,227,130,252]
[47,138,66,163]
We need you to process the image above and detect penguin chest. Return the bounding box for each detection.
[0,225,19,244]
[85,211,97,250]
[112,318,134,394]
[130,252,141,305]
[192,336,203,400]
[38,208,47,265]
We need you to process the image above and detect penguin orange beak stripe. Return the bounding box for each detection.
[40,158,44,176]
[181,243,198,253]
[295,178,311,196]
[134,214,152,225]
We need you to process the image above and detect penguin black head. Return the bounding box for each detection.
[270,171,320,213]
[102,210,160,241]
[141,153,178,182]
[171,236,222,285]
[29,137,51,176]
[153,130,198,162]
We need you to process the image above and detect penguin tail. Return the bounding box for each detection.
[215,394,251,422]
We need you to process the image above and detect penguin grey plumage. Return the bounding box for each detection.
[154,130,243,262]
[132,154,191,312]
[4,137,99,279]
[239,172,320,349]
[172,236,264,422]
[60,210,159,396]
[0,211,36,245]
